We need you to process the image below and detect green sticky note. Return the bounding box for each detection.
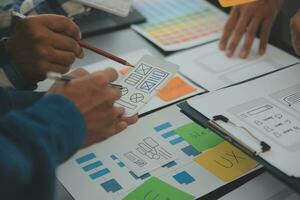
[176,122,223,152]
[123,177,194,200]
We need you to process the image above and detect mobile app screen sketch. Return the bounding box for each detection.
[115,55,179,116]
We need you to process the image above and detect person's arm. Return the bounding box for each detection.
[219,0,283,58]
[0,94,86,200]
[0,87,44,116]
[291,11,300,57]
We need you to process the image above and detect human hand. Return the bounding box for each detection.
[291,11,300,56]
[47,68,138,147]
[220,0,283,58]
[6,14,84,84]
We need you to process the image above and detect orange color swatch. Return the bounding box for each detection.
[119,66,131,75]
[219,0,257,7]
[158,76,197,102]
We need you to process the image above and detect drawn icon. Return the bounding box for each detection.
[283,92,300,106]
[124,152,147,167]
[121,87,128,96]
[254,120,263,126]
[272,132,281,138]
[130,93,144,103]
[263,126,273,132]
[140,81,156,92]
[135,63,152,75]
[135,137,172,161]
[274,114,283,119]
[125,73,143,86]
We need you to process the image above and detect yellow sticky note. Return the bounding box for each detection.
[193,142,257,182]
[218,0,257,7]
[119,66,131,75]
[158,76,197,102]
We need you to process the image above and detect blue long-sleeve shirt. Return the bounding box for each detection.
[0,87,86,200]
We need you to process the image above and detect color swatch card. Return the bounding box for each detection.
[124,177,194,200]
[115,55,179,116]
[132,0,227,51]
[73,0,132,17]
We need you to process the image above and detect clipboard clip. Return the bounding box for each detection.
[208,115,271,156]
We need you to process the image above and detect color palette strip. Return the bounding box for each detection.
[132,0,227,51]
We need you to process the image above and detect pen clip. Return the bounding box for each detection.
[209,115,271,156]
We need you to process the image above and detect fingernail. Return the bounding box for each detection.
[219,42,225,50]
[226,49,233,57]
[79,50,84,59]
[240,50,247,59]
[259,48,265,55]
[78,32,82,40]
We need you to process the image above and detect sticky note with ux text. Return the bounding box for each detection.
[219,0,257,7]
[193,142,258,182]
[123,177,194,200]
[115,55,179,117]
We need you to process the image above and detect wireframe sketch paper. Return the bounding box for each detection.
[115,55,179,116]
[187,64,300,177]
[72,0,132,17]
[167,39,299,91]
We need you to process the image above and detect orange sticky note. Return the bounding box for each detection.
[193,142,257,182]
[219,0,257,7]
[158,76,197,102]
[119,66,131,75]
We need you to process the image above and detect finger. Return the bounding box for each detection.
[121,114,139,125]
[69,68,89,77]
[259,18,273,55]
[51,49,76,66]
[104,87,122,107]
[50,63,70,74]
[240,17,260,58]
[226,11,252,57]
[102,67,119,82]
[41,14,81,40]
[51,32,83,58]
[113,106,126,118]
[114,121,128,134]
[220,7,240,50]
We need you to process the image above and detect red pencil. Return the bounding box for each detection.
[78,40,134,67]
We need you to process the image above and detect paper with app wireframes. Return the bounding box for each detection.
[115,55,179,117]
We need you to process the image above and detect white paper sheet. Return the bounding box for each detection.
[72,0,132,17]
[167,40,299,91]
[187,64,300,177]
[57,105,226,200]
[36,49,204,115]
[115,55,179,117]
[220,173,300,200]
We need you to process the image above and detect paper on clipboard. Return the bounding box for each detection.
[187,64,300,177]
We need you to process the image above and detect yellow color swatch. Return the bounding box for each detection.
[158,76,197,102]
[219,0,257,7]
[193,141,258,182]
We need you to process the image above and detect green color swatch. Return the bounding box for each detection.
[123,177,194,200]
[176,122,223,152]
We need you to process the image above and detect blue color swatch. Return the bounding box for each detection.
[169,137,185,145]
[76,153,96,164]
[101,179,123,193]
[181,145,200,157]
[173,171,195,185]
[154,122,172,132]
[89,168,111,180]
[82,161,103,172]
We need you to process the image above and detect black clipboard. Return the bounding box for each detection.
[177,101,300,194]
